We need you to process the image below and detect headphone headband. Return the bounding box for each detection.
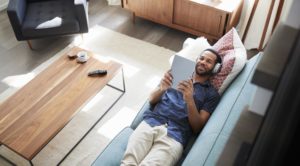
[202,48,222,64]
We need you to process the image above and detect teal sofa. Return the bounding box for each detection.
[92,53,262,166]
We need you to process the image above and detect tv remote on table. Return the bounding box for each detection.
[88,70,107,76]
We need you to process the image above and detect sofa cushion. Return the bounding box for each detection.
[176,37,211,61]
[92,127,133,166]
[210,28,247,94]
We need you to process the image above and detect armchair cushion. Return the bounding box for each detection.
[22,0,79,38]
[7,0,89,41]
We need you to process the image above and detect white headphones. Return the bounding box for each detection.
[212,62,222,74]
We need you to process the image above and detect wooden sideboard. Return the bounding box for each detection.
[122,0,243,40]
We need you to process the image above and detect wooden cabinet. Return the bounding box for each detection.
[122,0,243,40]
[173,0,227,38]
[123,0,173,25]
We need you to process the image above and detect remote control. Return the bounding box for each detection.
[88,70,107,76]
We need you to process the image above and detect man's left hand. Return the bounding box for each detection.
[177,79,194,102]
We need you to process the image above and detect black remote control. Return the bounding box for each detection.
[88,70,107,76]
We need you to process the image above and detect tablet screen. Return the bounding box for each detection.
[171,55,196,89]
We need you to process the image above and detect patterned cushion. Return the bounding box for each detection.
[210,28,247,94]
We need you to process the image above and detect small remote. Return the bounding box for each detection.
[88,70,107,76]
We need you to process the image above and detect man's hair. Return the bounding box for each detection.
[201,48,222,64]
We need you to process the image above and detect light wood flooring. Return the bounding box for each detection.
[0,0,195,94]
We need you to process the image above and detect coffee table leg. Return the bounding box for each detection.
[0,144,34,166]
[107,68,126,93]
[57,68,126,165]
[0,154,17,166]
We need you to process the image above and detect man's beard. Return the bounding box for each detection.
[195,64,213,76]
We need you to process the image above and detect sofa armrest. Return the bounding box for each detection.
[92,127,133,166]
[74,0,89,33]
[7,0,27,40]
[130,101,154,130]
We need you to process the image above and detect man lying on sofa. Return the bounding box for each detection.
[121,49,222,166]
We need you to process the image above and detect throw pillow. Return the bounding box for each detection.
[210,28,247,94]
[169,37,211,64]
[36,17,62,29]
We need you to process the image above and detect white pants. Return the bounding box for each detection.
[121,121,183,166]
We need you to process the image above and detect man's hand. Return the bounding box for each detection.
[177,79,194,102]
[149,70,173,105]
[160,70,173,92]
[178,79,210,134]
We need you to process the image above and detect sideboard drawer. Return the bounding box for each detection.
[173,0,226,38]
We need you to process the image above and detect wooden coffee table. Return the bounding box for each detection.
[0,46,125,165]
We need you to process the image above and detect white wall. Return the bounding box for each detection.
[280,0,293,23]
[0,0,8,11]
[237,0,254,36]
[237,0,291,50]
[243,0,280,49]
[281,0,300,29]
[249,87,273,116]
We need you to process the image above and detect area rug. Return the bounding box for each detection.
[0,25,176,166]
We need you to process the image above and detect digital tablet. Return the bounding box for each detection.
[171,55,196,89]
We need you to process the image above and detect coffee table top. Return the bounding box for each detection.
[0,46,122,160]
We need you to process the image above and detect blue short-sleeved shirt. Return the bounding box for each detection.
[143,81,220,147]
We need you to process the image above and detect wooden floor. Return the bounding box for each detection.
[0,0,194,94]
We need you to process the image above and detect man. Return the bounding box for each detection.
[121,49,222,166]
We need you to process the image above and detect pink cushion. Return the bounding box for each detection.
[210,28,247,94]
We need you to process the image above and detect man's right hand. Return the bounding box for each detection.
[149,70,173,105]
[160,70,173,91]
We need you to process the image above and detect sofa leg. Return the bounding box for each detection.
[27,40,33,50]
[81,34,84,41]
[132,12,135,24]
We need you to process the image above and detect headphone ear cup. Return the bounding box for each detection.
[213,63,221,74]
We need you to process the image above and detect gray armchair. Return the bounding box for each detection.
[7,0,89,49]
